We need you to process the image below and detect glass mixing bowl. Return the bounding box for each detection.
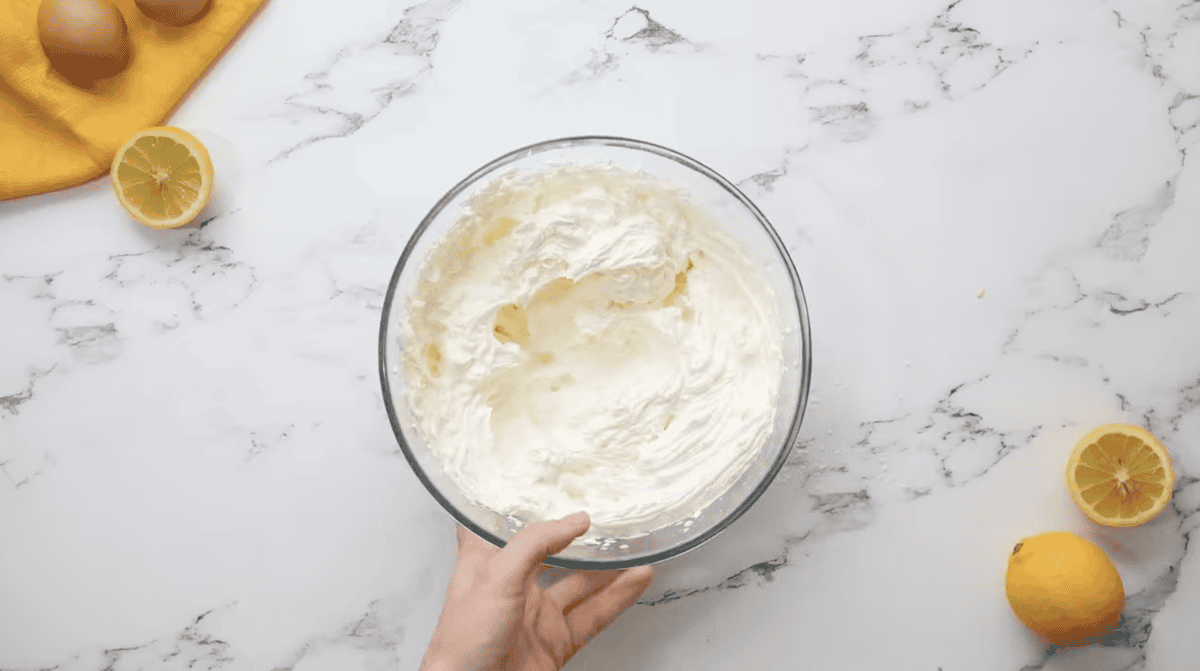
[379,136,811,568]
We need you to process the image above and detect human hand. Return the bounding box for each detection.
[421,513,655,671]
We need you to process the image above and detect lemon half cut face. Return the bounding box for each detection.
[1066,424,1174,528]
[111,126,214,229]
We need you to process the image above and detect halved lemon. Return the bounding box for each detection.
[111,127,214,229]
[1066,424,1175,527]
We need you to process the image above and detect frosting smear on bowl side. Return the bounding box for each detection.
[401,164,782,539]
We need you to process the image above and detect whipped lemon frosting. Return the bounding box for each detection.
[401,164,782,539]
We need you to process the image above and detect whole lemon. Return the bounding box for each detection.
[1005,531,1124,646]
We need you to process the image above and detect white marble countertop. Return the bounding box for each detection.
[3,0,1199,669]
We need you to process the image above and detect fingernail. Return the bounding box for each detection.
[620,565,654,587]
[565,511,589,526]
[630,565,654,581]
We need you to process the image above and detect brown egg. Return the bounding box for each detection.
[37,0,130,84]
[135,0,211,26]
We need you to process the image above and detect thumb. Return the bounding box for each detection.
[495,512,590,586]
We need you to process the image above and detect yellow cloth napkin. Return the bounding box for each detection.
[0,0,266,200]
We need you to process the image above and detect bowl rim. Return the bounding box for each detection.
[378,135,812,568]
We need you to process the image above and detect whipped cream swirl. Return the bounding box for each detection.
[401,165,782,539]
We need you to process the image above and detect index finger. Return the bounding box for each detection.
[495,512,590,585]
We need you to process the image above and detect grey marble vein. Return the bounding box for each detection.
[1097,181,1178,261]
[918,1,1036,98]
[0,362,58,485]
[50,300,121,365]
[103,226,259,319]
[551,5,698,91]
[246,424,294,461]
[809,100,876,142]
[606,6,691,52]
[0,366,55,419]
[1,272,59,300]
[269,0,463,162]
[1139,374,1200,440]
[850,0,1037,99]
[0,454,54,490]
[819,378,1041,491]
[0,608,236,671]
[102,608,235,671]
[1103,291,1184,316]
[269,598,409,671]
[0,222,258,490]
[1002,265,1192,359]
[1168,94,1200,145]
[639,531,813,607]
[920,379,1043,486]
[737,0,1042,203]
[739,145,806,194]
